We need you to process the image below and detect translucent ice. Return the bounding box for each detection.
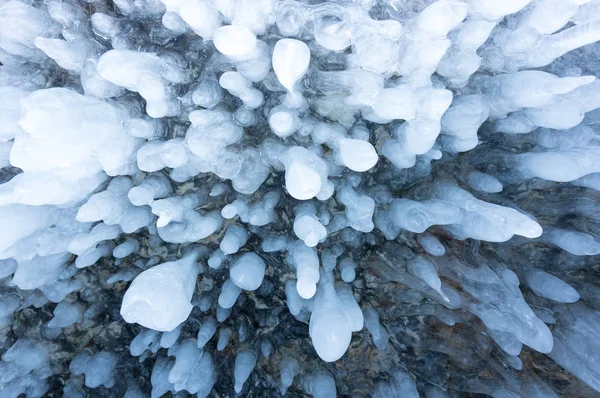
[234,350,257,393]
[230,252,266,291]
[121,249,201,331]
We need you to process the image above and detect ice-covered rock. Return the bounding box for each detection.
[121,249,202,331]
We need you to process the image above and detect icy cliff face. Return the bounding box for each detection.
[1,0,600,396]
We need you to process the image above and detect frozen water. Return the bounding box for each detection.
[0,0,599,396]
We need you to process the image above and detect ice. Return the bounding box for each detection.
[338,138,379,172]
[16,88,141,178]
[337,186,375,233]
[302,370,337,398]
[0,1,60,61]
[372,369,420,398]
[113,238,139,259]
[542,228,600,255]
[12,253,71,290]
[213,25,257,57]
[1,0,600,395]
[208,249,228,270]
[339,257,356,283]
[34,37,99,72]
[150,356,175,398]
[130,328,160,357]
[219,225,248,255]
[216,304,231,322]
[287,241,320,299]
[197,316,217,349]
[487,328,524,357]
[417,233,446,257]
[407,255,449,301]
[0,339,50,397]
[151,196,223,243]
[363,305,389,351]
[217,327,232,351]
[77,177,153,233]
[191,77,223,109]
[70,351,118,388]
[548,303,600,392]
[285,279,303,316]
[272,38,310,105]
[524,268,580,303]
[168,339,215,395]
[120,249,201,331]
[279,355,300,395]
[309,271,358,361]
[128,174,172,206]
[261,339,273,357]
[213,25,270,82]
[219,71,263,109]
[0,86,29,142]
[47,301,84,329]
[465,171,503,193]
[97,50,188,118]
[293,203,327,247]
[269,105,300,137]
[218,278,242,309]
[279,146,332,200]
[229,252,265,291]
[234,350,257,393]
[160,0,220,39]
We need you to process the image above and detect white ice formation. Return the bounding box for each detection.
[0,0,600,397]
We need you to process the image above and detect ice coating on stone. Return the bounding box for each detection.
[70,351,118,389]
[548,303,600,392]
[197,315,217,349]
[309,271,358,362]
[279,146,331,200]
[219,225,248,255]
[218,278,242,309]
[47,301,84,329]
[113,238,139,259]
[168,339,215,395]
[217,327,232,351]
[272,39,310,94]
[130,328,160,357]
[293,203,327,247]
[0,0,600,395]
[543,228,600,255]
[160,0,220,39]
[417,233,446,257]
[339,257,356,283]
[524,268,580,303]
[219,71,264,109]
[285,279,303,316]
[120,249,201,331]
[213,25,257,58]
[234,349,257,393]
[229,252,265,291]
[302,370,337,398]
[269,105,300,138]
[97,50,187,118]
[487,328,524,357]
[261,339,274,357]
[364,305,389,351]
[279,355,300,395]
[288,241,320,299]
[338,138,379,172]
[128,174,172,206]
[408,255,449,302]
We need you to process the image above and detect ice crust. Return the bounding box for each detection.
[0,0,600,397]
